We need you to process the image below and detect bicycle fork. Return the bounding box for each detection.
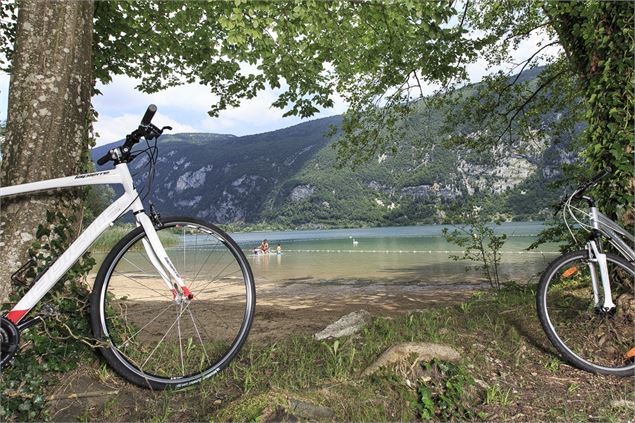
[136,212,193,302]
[587,240,616,312]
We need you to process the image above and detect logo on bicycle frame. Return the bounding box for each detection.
[74,171,111,179]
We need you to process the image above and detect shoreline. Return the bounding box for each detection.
[250,276,484,342]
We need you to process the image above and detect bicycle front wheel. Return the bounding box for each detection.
[90,217,255,389]
[537,250,635,376]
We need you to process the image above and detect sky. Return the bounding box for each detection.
[0,27,558,147]
[0,71,348,145]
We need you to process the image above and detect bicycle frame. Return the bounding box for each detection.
[0,163,189,326]
[591,207,635,262]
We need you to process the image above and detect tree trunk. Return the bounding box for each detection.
[0,0,94,302]
[545,2,634,223]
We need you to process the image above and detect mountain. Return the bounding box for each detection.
[92,72,570,228]
[92,117,343,224]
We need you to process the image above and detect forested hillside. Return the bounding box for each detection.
[93,70,573,227]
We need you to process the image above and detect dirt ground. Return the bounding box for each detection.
[46,278,479,420]
[45,277,634,422]
[103,274,479,344]
[251,277,479,342]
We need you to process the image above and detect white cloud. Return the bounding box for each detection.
[465,28,561,83]
[93,76,215,121]
[94,112,197,146]
[149,84,218,111]
[198,89,348,135]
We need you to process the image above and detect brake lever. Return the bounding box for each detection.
[143,125,172,140]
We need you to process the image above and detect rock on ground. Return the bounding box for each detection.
[363,342,461,376]
[289,399,335,419]
[260,400,335,422]
[314,310,372,341]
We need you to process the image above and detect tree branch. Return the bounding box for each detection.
[459,0,469,29]
[496,69,565,144]
[506,41,559,88]
[502,21,550,44]
[413,70,424,98]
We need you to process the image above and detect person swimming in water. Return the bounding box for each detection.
[253,239,270,255]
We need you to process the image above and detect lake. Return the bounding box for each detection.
[91,222,558,288]
[88,221,560,342]
[229,222,559,286]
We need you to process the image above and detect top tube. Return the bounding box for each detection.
[0,168,126,199]
[595,212,635,262]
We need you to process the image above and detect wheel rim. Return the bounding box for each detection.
[99,221,254,384]
[543,254,635,372]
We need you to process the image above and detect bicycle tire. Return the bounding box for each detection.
[90,217,255,389]
[537,250,635,377]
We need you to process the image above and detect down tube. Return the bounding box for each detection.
[5,194,134,324]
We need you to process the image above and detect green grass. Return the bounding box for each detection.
[485,383,514,406]
[41,283,635,422]
[95,285,529,421]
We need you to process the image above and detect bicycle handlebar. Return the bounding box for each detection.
[140,104,157,126]
[96,151,112,166]
[553,166,613,215]
[96,104,167,165]
[572,166,613,198]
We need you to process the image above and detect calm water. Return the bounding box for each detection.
[229,222,559,285]
[92,222,559,287]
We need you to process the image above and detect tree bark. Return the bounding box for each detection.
[0,0,94,302]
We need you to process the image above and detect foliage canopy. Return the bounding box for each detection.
[1,1,632,217]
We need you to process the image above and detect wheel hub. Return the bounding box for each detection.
[0,316,20,368]
[593,306,616,317]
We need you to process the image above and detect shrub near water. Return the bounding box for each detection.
[90,224,179,252]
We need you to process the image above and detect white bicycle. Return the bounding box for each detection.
[0,105,256,389]
[536,168,634,377]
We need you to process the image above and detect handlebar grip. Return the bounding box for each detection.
[140,104,157,125]
[97,151,112,166]
[578,167,612,193]
[591,166,612,183]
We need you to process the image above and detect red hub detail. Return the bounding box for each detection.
[182,286,194,300]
